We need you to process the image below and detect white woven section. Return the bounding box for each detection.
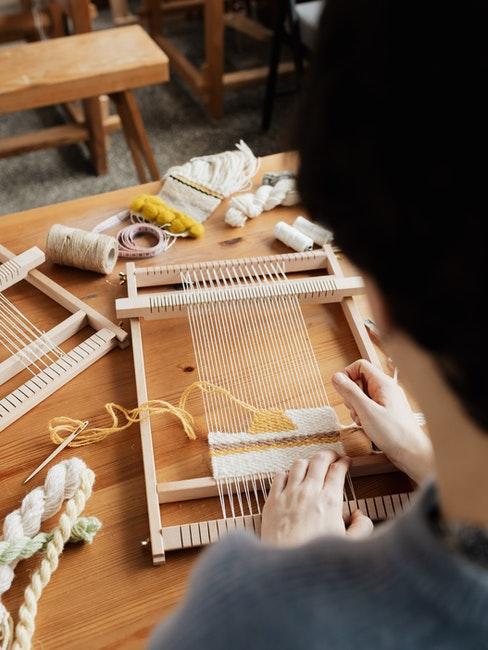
[211,442,345,479]
[159,177,220,223]
[209,406,345,479]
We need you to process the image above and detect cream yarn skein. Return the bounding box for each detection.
[225,178,300,228]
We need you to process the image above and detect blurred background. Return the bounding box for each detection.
[0,0,322,214]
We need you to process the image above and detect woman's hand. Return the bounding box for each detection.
[332,359,434,484]
[261,451,373,547]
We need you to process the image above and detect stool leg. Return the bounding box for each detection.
[112,90,160,183]
[144,0,163,36]
[83,97,108,175]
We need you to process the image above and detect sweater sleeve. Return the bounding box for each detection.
[148,532,269,650]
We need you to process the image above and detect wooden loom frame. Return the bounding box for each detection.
[0,243,128,431]
[116,246,409,565]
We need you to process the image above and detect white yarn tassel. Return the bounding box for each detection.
[164,140,259,197]
[274,221,314,252]
[225,178,300,228]
[293,216,334,247]
[0,458,88,649]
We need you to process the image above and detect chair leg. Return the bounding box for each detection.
[144,0,163,36]
[262,0,287,130]
[82,97,108,175]
[204,0,224,120]
[112,90,160,183]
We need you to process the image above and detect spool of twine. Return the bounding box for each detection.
[293,216,333,247]
[46,224,118,274]
[274,221,314,252]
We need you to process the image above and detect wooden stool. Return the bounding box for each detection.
[0,25,169,182]
[142,0,294,120]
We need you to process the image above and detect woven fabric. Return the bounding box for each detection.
[158,175,222,224]
[209,406,345,479]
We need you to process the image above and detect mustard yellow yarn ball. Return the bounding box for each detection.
[188,223,205,238]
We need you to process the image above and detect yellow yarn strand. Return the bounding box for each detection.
[48,381,296,448]
[179,381,296,434]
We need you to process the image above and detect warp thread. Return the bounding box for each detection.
[0,458,98,650]
[46,224,118,274]
[274,221,314,252]
[293,216,333,247]
[225,176,300,228]
[160,141,259,224]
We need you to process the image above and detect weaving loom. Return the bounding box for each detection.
[0,243,128,431]
[116,246,412,564]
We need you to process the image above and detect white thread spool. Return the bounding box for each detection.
[274,221,314,252]
[293,216,333,247]
[46,224,118,274]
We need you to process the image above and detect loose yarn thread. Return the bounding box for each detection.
[46,224,118,274]
[0,459,98,650]
[225,177,300,228]
[47,381,360,449]
[274,221,314,252]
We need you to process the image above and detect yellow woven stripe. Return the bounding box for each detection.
[210,433,341,457]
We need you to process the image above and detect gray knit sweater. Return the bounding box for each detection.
[150,485,488,649]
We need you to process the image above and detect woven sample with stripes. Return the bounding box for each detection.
[209,406,345,479]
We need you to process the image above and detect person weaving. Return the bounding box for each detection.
[150,1,488,647]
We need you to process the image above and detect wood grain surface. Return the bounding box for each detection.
[0,25,169,114]
[0,152,409,649]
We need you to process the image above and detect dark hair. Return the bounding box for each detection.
[297,0,488,429]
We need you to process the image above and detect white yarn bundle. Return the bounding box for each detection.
[225,177,300,228]
[274,221,313,252]
[293,216,334,246]
[46,224,118,274]
[160,141,260,224]
[0,458,93,650]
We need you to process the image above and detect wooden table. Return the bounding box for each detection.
[0,153,408,649]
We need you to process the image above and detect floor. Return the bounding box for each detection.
[0,6,298,216]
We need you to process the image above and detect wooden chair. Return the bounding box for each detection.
[142,0,295,120]
[0,2,64,43]
[0,25,169,182]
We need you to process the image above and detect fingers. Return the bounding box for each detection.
[286,459,309,488]
[322,456,350,507]
[332,371,378,419]
[346,509,374,539]
[343,359,392,385]
[268,471,287,499]
[305,450,339,487]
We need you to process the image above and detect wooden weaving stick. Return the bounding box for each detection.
[0,243,128,432]
[160,492,413,552]
[116,246,403,565]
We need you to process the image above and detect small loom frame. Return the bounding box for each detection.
[116,246,406,565]
[0,243,128,431]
